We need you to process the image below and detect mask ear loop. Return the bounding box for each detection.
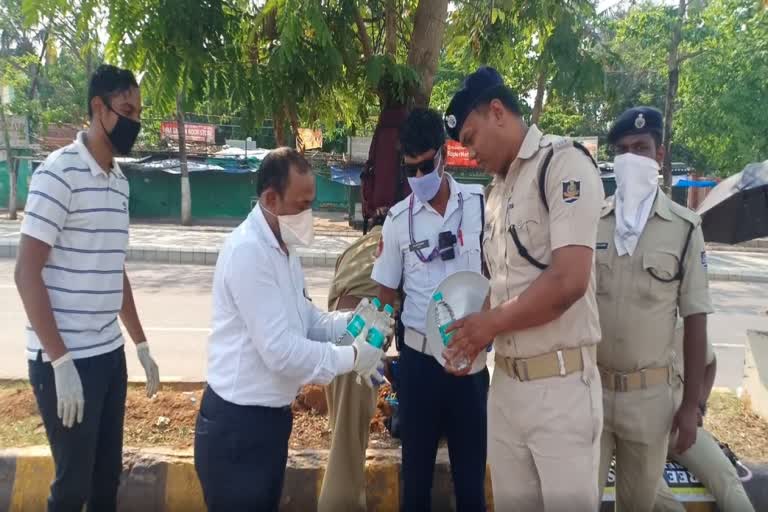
[98,97,116,136]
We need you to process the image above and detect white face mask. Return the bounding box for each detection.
[263,205,315,248]
[612,152,660,256]
[614,152,660,199]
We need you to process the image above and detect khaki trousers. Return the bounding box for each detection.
[488,350,603,512]
[653,428,755,512]
[598,381,680,512]
[317,371,378,512]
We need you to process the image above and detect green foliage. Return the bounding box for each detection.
[675,0,768,175]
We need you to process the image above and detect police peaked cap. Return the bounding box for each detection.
[607,106,664,145]
[444,66,510,141]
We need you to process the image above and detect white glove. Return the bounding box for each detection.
[352,337,385,388]
[136,342,160,397]
[51,353,85,428]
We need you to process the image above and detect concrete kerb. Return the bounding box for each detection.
[0,447,475,512]
[0,239,340,268]
[0,445,729,511]
[2,238,767,277]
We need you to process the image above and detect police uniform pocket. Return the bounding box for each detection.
[641,251,680,300]
[459,232,483,272]
[595,251,613,296]
[403,247,430,289]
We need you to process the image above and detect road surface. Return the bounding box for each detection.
[1,260,766,388]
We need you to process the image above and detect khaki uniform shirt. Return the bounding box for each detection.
[327,226,384,310]
[596,191,714,373]
[485,125,604,359]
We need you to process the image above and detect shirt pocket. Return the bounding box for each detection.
[402,245,431,291]
[595,247,614,296]
[640,250,681,301]
[458,231,483,273]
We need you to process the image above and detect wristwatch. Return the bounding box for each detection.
[698,402,708,417]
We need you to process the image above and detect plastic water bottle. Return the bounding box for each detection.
[433,292,470,372]
[367,304,394,349]
[338,297,382,345]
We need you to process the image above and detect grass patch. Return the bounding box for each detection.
[705,390,768,462]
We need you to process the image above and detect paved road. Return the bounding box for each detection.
[1,259,766,387]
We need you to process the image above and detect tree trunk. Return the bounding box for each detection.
[662,0,687,193]
[27,24,51,102]
[0,104,17,220]
[273,109,286,147]
[531,59,548,125]
[385,0,398,57]
[406,0,450,107]
[285,103,301,152]
[176,93,192,225]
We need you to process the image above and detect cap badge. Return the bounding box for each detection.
[634,113,646,129]
[445,114,457,129]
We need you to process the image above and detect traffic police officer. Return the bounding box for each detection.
[654,326,755,511]
[372,108,489,511]
[443,66,605,511]
[595,107,713,510]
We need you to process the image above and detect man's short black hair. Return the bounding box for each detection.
[88,64,139,118]
[257,147,312,197]
[399,108,446,157]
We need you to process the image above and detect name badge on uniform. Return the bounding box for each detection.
[596,242,609,250]
[409,239,430,252]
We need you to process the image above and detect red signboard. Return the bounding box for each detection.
[160,121,216,144]
[446,140,478,168]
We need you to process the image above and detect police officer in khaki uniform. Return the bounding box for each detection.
[318,222,386,512]
[595,107,713,510]
[443,66,605,511]
[654,326,755,512]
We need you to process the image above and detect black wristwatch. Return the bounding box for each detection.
[698,402,708,417]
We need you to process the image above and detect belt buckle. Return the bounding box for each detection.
[614,373,628,392]
[639,368,647,390]
[512,358,530,381]
[556,350,566,376]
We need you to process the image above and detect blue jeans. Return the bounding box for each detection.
[194,386,293,512]
[28,346,127,512]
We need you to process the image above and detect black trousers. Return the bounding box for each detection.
[28,346,127,512]
[398,344,489,512]
[194,386,293,512]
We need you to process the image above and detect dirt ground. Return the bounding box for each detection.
[0,381,398,450]
[1,381,766,463]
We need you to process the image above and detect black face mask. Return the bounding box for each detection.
[101,101,141,155]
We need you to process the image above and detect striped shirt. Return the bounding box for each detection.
[21,132,129,361]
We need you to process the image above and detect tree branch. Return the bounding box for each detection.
[353,3,374,60]
[677,48,706,64]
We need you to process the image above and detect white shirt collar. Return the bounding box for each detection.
[411,173,461,215]
[73,131,125,179]
[249,203,283,250]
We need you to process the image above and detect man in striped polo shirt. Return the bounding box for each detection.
[14,65,160,512]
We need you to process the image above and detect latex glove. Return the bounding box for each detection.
[51,353,85,428]
[352,337,385,388]
[136,342,160,398]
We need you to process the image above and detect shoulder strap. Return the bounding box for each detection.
[538,141,598,212]
[479,194,489,278]
[676,221,696,281]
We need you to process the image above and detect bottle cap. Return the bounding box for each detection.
[384,304,394,315]
[371,297,382,309]
[433,292,444,301]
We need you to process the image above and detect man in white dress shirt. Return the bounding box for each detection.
[193,147,386,511]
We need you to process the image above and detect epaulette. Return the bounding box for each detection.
[387,197,410,220]
[668,198,702,227]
